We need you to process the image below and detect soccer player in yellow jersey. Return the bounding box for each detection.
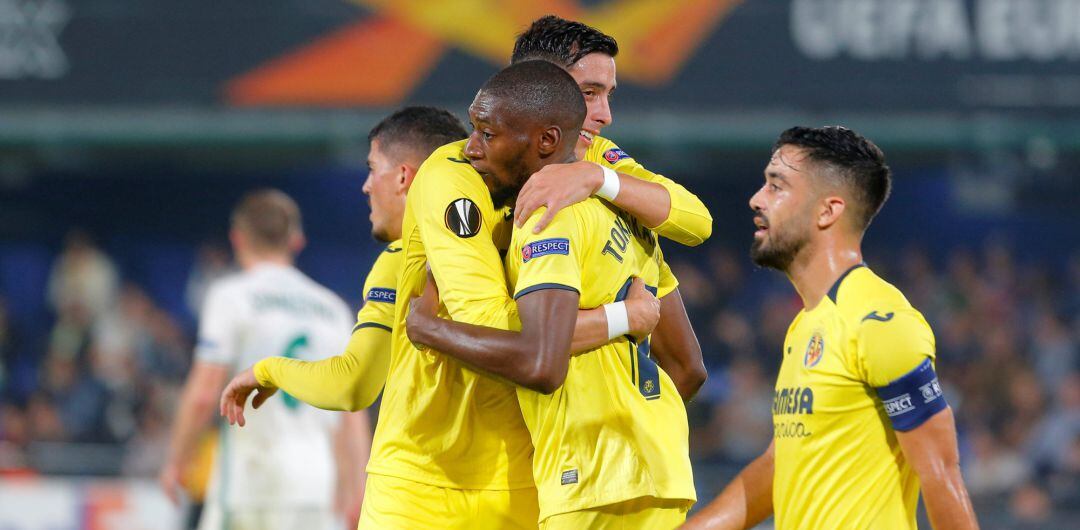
[406,62,697,529]
[683,127,979,530]
[510,16,711,397]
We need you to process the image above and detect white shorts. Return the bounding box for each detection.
[197,503,344,530]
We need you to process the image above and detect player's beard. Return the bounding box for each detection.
[492,159,532,208]
[750,221,810,272]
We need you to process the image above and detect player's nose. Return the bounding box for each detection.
[749,188,765,212]
[593,98,612,127]
[464,134,484,161]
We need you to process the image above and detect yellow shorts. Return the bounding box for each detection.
[357,473,539,530]
[539,496,690,530]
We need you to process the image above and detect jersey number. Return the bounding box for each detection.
[279,334,309,410]
[615,278,661,400]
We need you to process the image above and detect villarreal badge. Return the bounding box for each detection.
[804,332,825,369]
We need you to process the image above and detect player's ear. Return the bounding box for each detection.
[817,196,846,229]
[288,230,307,254]
[228,228,245,252]
[537,126,561,157]
[398,164,417,194]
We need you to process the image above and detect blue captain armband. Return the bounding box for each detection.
[875,358,947,432]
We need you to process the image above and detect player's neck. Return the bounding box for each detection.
[238,251,294,270]
[786,236,863,310]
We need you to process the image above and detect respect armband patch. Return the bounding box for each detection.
[522,238,570,263]
[876,358,947,432]
[365,287,396,303]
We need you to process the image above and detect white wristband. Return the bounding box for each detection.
[595,166,621,201]
[603,301,630,340]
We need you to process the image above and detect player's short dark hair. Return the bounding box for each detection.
[480,60,586,139]
[775,126,892,231]
[511,15,618,67]
[368,106,467,164]
[231,188,302,250]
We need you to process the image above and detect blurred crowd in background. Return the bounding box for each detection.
[0,224,1076,525]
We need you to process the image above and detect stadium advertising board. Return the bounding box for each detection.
[1,0,1079,111]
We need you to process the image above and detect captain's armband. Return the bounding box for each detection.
[875,358,947,432]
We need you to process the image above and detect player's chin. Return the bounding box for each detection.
[371,225,391,243]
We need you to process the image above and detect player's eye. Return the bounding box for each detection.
[482,131,494,140]
[770,183,781,192]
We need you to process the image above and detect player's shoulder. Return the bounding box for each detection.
[832,265,924,327]
[368,239,404,278]
[585,135,634,167]
[416,139,473,176]
[413,140,490,200]
[382,239,403,256]
[205,269,249,300]
[519,198,605,239]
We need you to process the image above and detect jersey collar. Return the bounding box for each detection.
[826,263,867,304]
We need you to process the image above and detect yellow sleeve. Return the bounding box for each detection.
[594,140,713,246]
[856,307,937,387]
[251,249,401,411]
[353,245,401,331]
[511,207,583,299]
[254,326,390,411]
[418,157,517,330]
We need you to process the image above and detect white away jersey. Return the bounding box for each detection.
[195,263,353,509]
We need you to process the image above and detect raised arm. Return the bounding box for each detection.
[682,441,775,530]
[514,142,712,246]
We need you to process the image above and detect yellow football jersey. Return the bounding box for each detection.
[506,198,696,521]
[366,140,534,490]
[773,265,937,530]
[586,136,713,246]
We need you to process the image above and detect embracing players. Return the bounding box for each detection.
[221,15,712,530]
[407,60,697,528]
[683,127,978,529]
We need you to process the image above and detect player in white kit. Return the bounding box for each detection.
[161,189,367,530]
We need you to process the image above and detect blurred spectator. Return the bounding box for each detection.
[185,241,233,318]
[46,229,119,322]
[0,402,31,472]
[0,298,18,395]
[39,356,110,442]
[90,283,154,392]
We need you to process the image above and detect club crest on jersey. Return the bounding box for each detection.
[444,198,481,238]
[603,148,630,163]
[804,332,825,368]
[522,238,570,263]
